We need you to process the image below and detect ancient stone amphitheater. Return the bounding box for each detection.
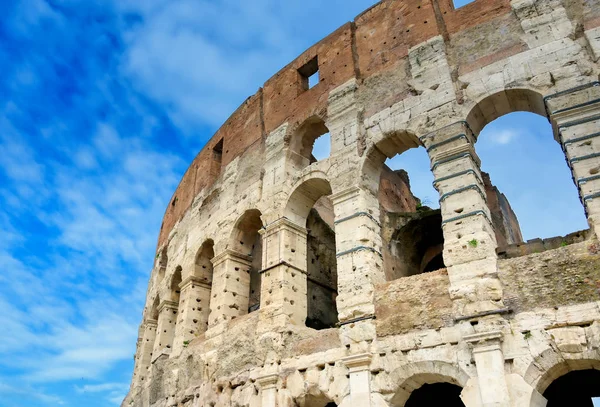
[122,0,600,406]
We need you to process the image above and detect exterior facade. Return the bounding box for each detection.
[123,0,600,406]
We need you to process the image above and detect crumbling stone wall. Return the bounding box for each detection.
[123,0,600,406]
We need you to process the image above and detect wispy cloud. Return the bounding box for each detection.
[0,1,377,406]
[486,128,519,145]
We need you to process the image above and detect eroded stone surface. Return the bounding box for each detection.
[123,0,600,406]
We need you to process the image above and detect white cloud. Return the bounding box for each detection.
[76,382,129,393]
[486,128,519,145]
[0,382,64,405]
[0,117,184,389]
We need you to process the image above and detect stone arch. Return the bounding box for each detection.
[157,245,168,283]
[360,130,444,281]
[360,130,422,195]
[194,239,215,283]
[288,115,331,170]
[149,295,160,321]
[464,86,589,244]
[294,393,338,407]
[230,209,264,313]
[284,174,333,227]
[465,87,547,135]
[389,361,470,407]
[284,175,338,329]
[526,350,600,396]
[170,266,183,303]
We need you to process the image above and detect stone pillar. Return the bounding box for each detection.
[257,374,279,407]
[171,276,211,355]
[341,354,373,407]
[259,218,308,327]
[465,331,510,407]
[422,122,503,317]
[134,319,157,381]
[331,187,384,349]
[546,81,600,236]
[207,250,253,332]
[152,300,178,358]
[331,187,385,322]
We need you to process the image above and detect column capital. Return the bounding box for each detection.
[420,120,477,151]
[143,319,158,329]
[341,353,372,373]
[261,217,307,237]
[179,275,210,290]
[157,300,178,313]
[330,186,361,205]
[464,330,504,353]
[256,374,279,390]
[211,249,253,268]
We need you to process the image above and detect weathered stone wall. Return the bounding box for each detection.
[124,0,600,406]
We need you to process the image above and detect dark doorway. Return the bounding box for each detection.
[405,383,465,407]
[543,369,600,407]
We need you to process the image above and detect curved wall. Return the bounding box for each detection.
[125,0,600,406]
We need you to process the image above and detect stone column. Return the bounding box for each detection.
[171,276,211,355]
[422,122,503,317]
[341,354,373,407]
[331,187,384,348]
[152,300,178,358]
[465,331,510,407]
[134,319,157,381]
[257,374,279,407]
[546,81,600,236]
[259,218,308,327]
[207,250,253,333]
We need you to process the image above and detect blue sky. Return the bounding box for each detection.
[0,1,591,407]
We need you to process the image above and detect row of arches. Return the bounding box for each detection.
[143,177,342,363]
[147,87,593,351]
[283,360,600,406]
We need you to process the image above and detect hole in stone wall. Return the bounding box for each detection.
[209,138,224,179]
[475,112,588,251]
[298,56,319,91]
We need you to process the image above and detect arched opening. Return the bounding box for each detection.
[194,239,214,283]
[193,239,214,332]
[285,177,338,330]
[290,117,331,169]
[170,266,182,303]
[157,246,168,282]
[150,296,159,321]
[405,382,465,407]
[389,362,470,407]
[468,89,588,255]
[542,369,600,406]
[231,209,263,313]
[295,392,337,407]
[364,131,447,281]
[390,211,444,277]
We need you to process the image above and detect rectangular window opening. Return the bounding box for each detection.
[298,56,319,91]
[212,138,224,175]
[452,0,476,8]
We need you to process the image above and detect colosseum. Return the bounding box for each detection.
[122,0,600,405]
